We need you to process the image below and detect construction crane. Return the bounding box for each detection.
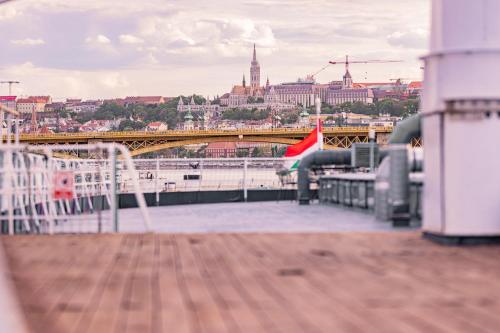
[0,81,20,95]
[390,78,421,90]
[390,78,420,82]
[329,55,402,73]
[305,64,332,81]
[306,55,401,82]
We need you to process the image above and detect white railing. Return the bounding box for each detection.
[0,143,151,235]
[121,158,297,200]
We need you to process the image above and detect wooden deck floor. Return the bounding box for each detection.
[3,232,500,333]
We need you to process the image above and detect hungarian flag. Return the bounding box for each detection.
[283,124,323,172]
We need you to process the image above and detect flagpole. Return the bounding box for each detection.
[315,97,322,150]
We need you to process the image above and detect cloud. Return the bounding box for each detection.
[119,34,144,44]
[126,15,277,68]
[85,34,111,45]
[11,38,45,46]
[101,72,130,89]
[1,0,430,98]
[0,6,17,20]
[387,29,428,49]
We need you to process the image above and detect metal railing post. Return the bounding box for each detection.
[14,119,19,146]
[110,146,118,232]
[199,159,204,192]
[243,158,248,202]
[45,150,55,235]
[155,158,160,206]
[115,145,152,231]
[4,147,14,235]
[6,114,11,146]
[0,110,4,147]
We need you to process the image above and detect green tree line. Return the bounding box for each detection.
[308,99,420,118]
[72,95,207,130]
[222,108,270,121]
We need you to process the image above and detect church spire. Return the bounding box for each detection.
[266,76,270,88]
[242,74,246,88]
[250,44,260,89]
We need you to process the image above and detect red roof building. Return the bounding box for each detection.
[408,81,422,89]
[205,142,238,158]
[16,96,52,113]
[146,121,168,132]
[0,96,17,111]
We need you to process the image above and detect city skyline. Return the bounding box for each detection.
[0,0,429,99]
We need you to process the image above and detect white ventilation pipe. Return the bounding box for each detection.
[422,0,500,242]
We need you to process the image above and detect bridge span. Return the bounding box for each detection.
[11,127,394,156]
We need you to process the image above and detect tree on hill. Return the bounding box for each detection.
[118,119,145,131]
[280,112,299,124]
[222,108,270,121]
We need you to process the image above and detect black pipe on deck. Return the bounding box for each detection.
[297,150,351,205]
[297,114,422,205]
[388,114,421,144]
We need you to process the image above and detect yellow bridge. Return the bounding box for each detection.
[13,127,395,157]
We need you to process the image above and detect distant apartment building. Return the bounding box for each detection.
[44,102,65,112]
[265,82,317,107]
[124,96,165,106]
[65,98,82,106]
[16,96,52,113]
[335,112,402,127]
[66,100,102,113]
[354,80,423,101]
[58,119,81,132]
[205,142,237,158]
[205,141,271,158]
[146,121,168,132]
[326,87,374,105]
[407,81,422,97]
[267,71,373,107]
[0,96,16,111]
[78,119,118,132]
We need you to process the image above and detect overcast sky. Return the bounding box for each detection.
[0,0,430,100]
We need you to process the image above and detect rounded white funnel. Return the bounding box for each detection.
[423,0,500,112]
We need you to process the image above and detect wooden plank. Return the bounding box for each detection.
[73,234,135,333]
[118,234,155,333]
[45,235,116,333]
[195,234,268,332]
[156,235,191,333]
[172,234,230,333]
[4,232,500,333]
[224,234,321,332]
[243,233,399,333]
